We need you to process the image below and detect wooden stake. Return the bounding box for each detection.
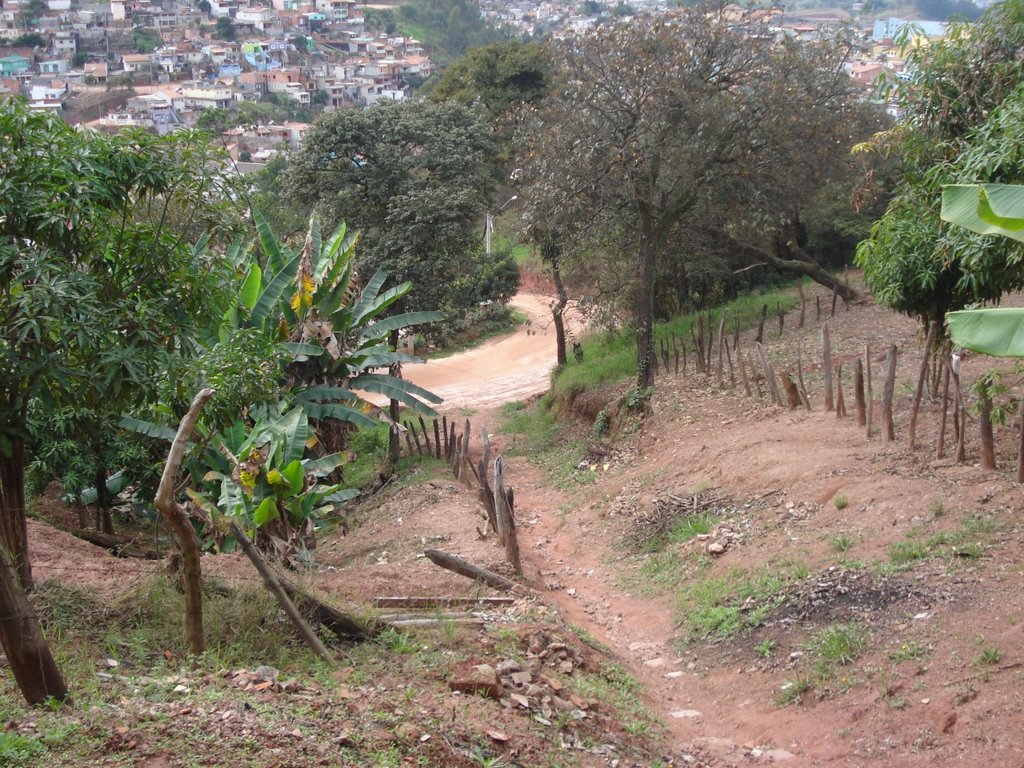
[756,342,782,405]
[716,310,728,387]
[755,304,767,345]
[780,372,801,410]
[493,457,522,575]
[433,418,441,459]
[424,549,520,593]
[749,352,763,398]
[937,345,950,459]
[865,344,874,438]
[1017,385,1024,482]
[796,340,811,411]
[908,321,938,451]
[978,378,996,470]
[822,323,834,411]
[881,344,897,442]
[797,282,806,328]
[854,359,866,427]
[230,522,331,662]
[835,362,846,418]
[418,415,431,454]
[737,345,751,396]
[725,342,736,387]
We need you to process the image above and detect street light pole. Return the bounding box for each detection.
[485,195,518,256]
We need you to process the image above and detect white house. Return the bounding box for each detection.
[235,5,275,31]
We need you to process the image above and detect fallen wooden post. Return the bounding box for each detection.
[230,522,331,661]
[277,574,377,641]
[424,549,521,593]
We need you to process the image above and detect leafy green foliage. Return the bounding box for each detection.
[397,0,507,63]
[188,404,353,549]
[429,40,552,119]
[286,100,505,327]
[858,2,1024,327]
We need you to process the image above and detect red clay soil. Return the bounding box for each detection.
[26,280,1024,766]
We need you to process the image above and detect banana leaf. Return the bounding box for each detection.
[941,184,1024,242]
[948,308,1024,357]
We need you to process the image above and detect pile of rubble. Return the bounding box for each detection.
[448,631,595,727]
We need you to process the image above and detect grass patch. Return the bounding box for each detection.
[779,622,867,706]
[669,513,720,545]
[833,495,849,510]
[575,662,659,738]
[497,398,594,487]
[885,513,998,571]
[550,287,799,403]
[829,534,853,553]
[888,540,929,565]
[677,561,807,642]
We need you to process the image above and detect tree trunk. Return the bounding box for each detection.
[0,542,69,705]
[0,439,31,589]
[551,254,568,367]
[718,231,860,302]
[154,388,213,656]
[387,330,401,471]
[636,239,656,389]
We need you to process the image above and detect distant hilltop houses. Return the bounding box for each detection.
[0,0,437,165]
[0,0,971,164]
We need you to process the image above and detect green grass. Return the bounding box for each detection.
[829,534,853,553]
[778,623,867,706]
[550,287,800,402]
[670,513,720,544]
[574,662,659,739]
[833,495,849,510]
[885,513,998,570]
[677,561,807,642]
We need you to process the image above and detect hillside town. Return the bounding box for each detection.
[0,0,975,167]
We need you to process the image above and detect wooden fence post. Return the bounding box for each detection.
[822,322,834,412]
[854,359,866,427]
[881,344,897,442]
[493,457,522,575]
[835,362,846,418]
[908,321,938,451]
[865,345,873,438]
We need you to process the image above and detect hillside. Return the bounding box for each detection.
[12,278,1024,767]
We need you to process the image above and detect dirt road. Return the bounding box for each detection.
[396,292,562,409]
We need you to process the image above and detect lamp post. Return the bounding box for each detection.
[485,195,518,256]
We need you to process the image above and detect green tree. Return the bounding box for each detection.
[856,0,1024,329]
[0,101,241,705]
[215,16,236,41]
[429,40,551,120]
[285,100,502,320]
[0,103,241,584]
[515,12,872,388]
[397,0,506,63]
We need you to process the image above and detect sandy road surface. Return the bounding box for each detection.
[362,293,564,410]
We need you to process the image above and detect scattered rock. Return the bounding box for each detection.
[448,662,500,700]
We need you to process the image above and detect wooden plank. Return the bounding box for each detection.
[372,596,516,609]
[908,320,938,450]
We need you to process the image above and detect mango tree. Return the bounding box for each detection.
[0,101,239,702]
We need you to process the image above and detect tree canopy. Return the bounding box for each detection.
[856,0,1024,328]
[515,10,880,388]
[284,99,513,320]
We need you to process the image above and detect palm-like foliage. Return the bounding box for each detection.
[236,212,443,428]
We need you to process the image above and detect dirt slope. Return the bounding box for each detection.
[24,281,1024,767]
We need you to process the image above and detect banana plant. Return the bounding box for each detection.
[225,212,444,427]
[187,404,356,557]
